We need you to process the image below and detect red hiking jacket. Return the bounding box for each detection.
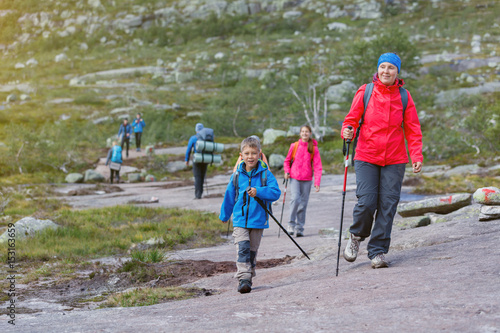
[341,76,423,166]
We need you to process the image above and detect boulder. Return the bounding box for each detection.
[263,128,287,145]
[145,175,156,182]
[397,193,472,217]
[20,94,31,101]
[326,81,357,103]
[426,205,481,224]
[443,164,481,177]
[131,237,165,251]
[269,154,285,170]
[327,22,348,31]
[128,173,142,182]
[6,94,17,102]
[473,187,500,205]
[84,169,105,182]
[65,173,84,183]
[166,161,188,173]
[55,53,68,62]
[479,206,500,221]
[0,217,59,244]
[396,216,431,229]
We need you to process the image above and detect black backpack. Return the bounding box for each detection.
[197,128,214,142]
[351,82,409,164]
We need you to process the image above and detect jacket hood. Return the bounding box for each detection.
[372,72,405,88]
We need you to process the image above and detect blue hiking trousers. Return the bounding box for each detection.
[349,160,406,259]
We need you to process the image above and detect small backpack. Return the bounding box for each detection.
[351,82,409,164]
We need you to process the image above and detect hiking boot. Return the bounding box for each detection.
[344,234,361,262]
[238,279,252,294]
[371,254,389,269]
[296,231,304,237]
[287,226,294,236]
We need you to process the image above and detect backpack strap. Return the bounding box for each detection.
[399,87,408,126]
[290,141,299,167]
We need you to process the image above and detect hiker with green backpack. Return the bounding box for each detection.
[341,52,423,269]
[283,125,323,237]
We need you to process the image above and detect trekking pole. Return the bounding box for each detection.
[336,126,353,277]
[246,187,310,260]
[277,178,289,238]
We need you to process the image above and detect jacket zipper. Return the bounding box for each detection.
[245,170,253,228]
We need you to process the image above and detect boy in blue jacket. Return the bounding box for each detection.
[220,136,281,294]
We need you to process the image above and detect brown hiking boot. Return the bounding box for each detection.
[238,279,252,294]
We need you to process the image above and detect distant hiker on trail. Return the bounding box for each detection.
[105,141,123,184]
[117,118,132,158]
[232,135,269,172]
[220,136,281,294]
[341,52,423,269]
[185,123,208,199]
[283,125,323,237]
[132,113,146,152]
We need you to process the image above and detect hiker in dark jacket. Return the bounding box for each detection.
[132,113,146,152]
[117,118,132,158]
[185,123,207,199]
[341,52,423,269]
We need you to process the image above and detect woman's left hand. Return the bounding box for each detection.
[315,185,320,192]
[412,162,422,173]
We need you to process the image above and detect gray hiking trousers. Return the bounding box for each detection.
[350,161,406,259]
[288,178,313,234]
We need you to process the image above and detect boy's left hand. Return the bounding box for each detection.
[247,187,257,197]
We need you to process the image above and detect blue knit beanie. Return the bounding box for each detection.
[195,123,204,132]
[377,53,401,73]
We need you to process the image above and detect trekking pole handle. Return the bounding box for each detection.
[345,126,353,144]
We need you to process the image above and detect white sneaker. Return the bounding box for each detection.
[371,254,389,268]
[344,234,361,262]
[287,226,294,236]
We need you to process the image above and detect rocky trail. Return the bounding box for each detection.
[2,147,500,332]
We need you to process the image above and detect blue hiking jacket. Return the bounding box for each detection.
[118,123,132,138]
[219,161,281,229]
[133,119,146,133]
[106,145,123,165]
[185,135,198,162]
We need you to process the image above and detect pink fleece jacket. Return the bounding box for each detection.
[283,139,323,187]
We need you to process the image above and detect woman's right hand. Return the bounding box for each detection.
[343,127,354,140]
[284,173,290,179]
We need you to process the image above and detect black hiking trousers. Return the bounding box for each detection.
[193,162,208,199]
[121,136,130,157]
[110,169,120,184]
[135,132,142,149]
[350,160,405,259]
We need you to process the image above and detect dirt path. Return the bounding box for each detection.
[5,168,499,332]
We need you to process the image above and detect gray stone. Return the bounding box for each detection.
[65,173,84,183]
[473,187,500,205]
[326,81,357,103]
[396,216,431,229]
[479,205,500,221]
[88,0,102,9]
[145,145,155,156]
[0,217,59,244]
[166,161,188,173]
[93,116,110,125]
[227,0,248,15]
[283,11,302,19]
[269,154,285,170]
[84,169,105,182]
[70,67,164,85]
[120,165,140,175]
[128,173,142,182]
[145,175,156,182]
[263,128,287,145]
[20,94,31,101]
[435,82,500,107]
[397,193,472,217]
[132,237,165,251]
[327,22,348,31]
[6,94,16,102]
[443,164,481,177]
[426,205,481,224]
[55,53,68,62]
[175,71,193,83]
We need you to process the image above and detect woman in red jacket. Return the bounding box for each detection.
[283,125,323,237]
[341,52,423,269]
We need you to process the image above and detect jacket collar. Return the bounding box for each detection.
[238,159,268,174]
[372,73,405,91]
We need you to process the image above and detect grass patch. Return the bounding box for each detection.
[102,286,201,308]
[0,205,225,263]
[414,174,500,195]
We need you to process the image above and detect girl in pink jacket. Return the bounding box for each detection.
[283,125,323,237]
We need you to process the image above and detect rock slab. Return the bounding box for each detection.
[479,206,500,221]
[397,193,472,217]
[65,173,84,183]
[473,187,500,205]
